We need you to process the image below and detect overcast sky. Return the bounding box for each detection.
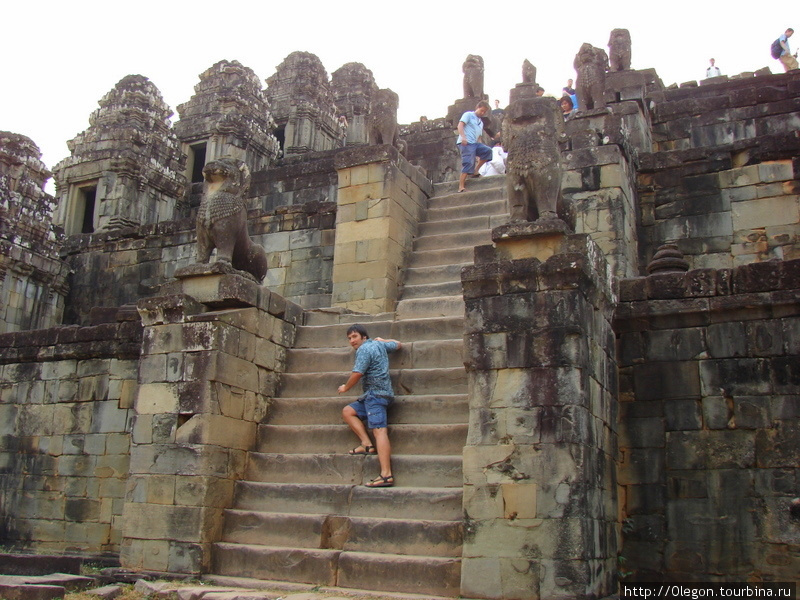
[3,0,790,191]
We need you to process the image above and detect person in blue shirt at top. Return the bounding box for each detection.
[456,100,494,193]
[778,28,798,72]
[339,324,402,488]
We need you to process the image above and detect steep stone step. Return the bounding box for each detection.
[279,367,467,397]
[337,551,461,598]
[433,174,506,196]
[212,545,461,598]
[425,197,507,221]
[212,544,339,586]
[418,214,494,237]
[413,229,492,252]
[221,511,463,558]
[400,280,462,300]
[245,453,463,487]
[395,296,465,320]
[293,316,464,348]
[302,308,394,327]
[233,482,463,520]
[403,263,467,286]
[256,423,467,455]
[285,339,465,372]
[408,246,475,268]
[267,394,469,426]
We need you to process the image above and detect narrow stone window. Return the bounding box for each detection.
[79,186,97,233]
[189,142,207,184]
[274,126,286,153]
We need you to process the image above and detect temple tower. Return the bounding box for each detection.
[53,75,186,234]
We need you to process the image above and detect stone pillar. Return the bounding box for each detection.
[562,108,642,280]
[460,222,619,600]
[331,145,431,313]
[120,268,301,573]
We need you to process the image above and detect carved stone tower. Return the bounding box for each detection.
[0,132,69,332]
[175,60,280,190]
[52,75,186,234]
[331,62,378,147]
[265,51,339,156]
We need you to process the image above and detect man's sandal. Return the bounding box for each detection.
[365,474,394,488]
[348,444,376,455]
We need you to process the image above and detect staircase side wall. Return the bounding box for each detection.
[615,259,800,582]
[120,281,301,574]
[332,145,432,314]
[0,319,142,556]
[461,231,619,600]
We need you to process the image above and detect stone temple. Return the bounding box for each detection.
[0,43,799,600]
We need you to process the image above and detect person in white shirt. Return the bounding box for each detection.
[706,58,722,78]
[479,141,507,177]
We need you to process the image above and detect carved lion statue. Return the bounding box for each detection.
[574,43,609,111]
[502,97,566,222]
[608,28,632,72]
[368,88,405,154]
[522,59,537,84]
[462,54,485,98]
[196,157,268,282]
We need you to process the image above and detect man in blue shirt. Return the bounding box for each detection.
[339,324,402,487]
[779,28,798,72]
[457,100,494,193]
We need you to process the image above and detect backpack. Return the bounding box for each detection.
[771,38,783,59]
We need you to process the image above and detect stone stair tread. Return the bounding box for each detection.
[212,545,461,598]
[285,339,465,372]
[278,367,468,397]
[255,423,467,455]
[407,246,475,268]
[202,575,460,600]
[418,215,493,236]
[403,263,469,285]
[233,481,463,520]
[267,394,469,425]
[220,510,463,557]
[395,296,465,320]
[412,229,492,252]
[400,280,462,299]
[293,316,465,348]
[425,198,507,221]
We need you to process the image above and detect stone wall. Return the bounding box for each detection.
[121,276,301,574]
[248,150,338,214]
[331,145,431,313]
[638,71,800,270]
[60,203,336,326]
[615,258,800,582]
[461,227,619,600]
[0,315,141,555]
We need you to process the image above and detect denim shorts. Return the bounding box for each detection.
[348,390,392,429]
[460,143,493,173]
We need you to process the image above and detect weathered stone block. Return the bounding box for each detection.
[460,556,540,600]
[667,430,756,469]
[699,358,772,396]
[632,361,701,401]
[664,398,702,430]
[175,414,256,450]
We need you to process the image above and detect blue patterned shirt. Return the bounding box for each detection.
[353,339,398,399]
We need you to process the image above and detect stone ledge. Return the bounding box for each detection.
[619,258,800,302]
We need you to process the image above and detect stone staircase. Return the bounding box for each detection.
[211,176,508,597]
